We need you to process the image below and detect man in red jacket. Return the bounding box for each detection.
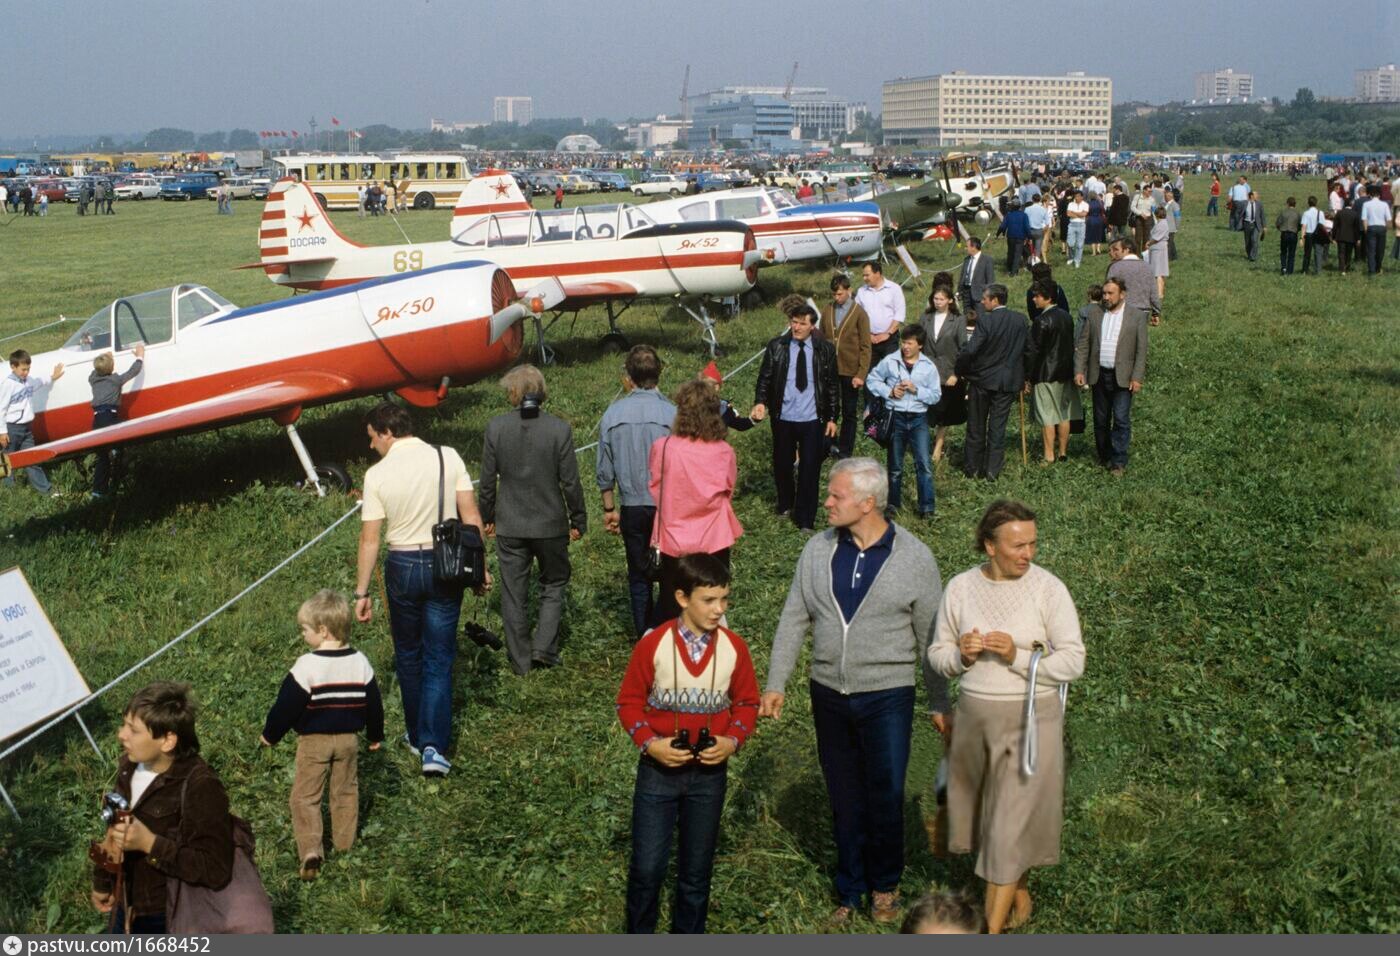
[616,554,759,933]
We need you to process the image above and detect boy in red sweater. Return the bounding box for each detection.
[616,553,759,933]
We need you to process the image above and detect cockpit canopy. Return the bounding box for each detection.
[63,285,236,352]
[453,204,657,248]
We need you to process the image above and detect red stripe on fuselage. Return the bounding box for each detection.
[27,317,515,446]
[454,202,531,216]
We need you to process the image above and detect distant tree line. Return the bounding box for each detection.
[1112,90,1400,154]
[58,119,631,155]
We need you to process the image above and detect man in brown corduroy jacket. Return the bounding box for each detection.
[817,273,872,459]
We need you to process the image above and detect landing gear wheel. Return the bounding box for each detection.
[313,462,352,494]
[599,332,629,354]
[414,192,435,210]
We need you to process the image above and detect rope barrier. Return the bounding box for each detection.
[0,316,68,345]
[0,501,363,766]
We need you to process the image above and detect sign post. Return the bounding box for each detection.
[0,567,95,820]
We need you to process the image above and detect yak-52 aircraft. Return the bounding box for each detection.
[0,262,557,495]
[255,172,766,358]
[633,186,883,265]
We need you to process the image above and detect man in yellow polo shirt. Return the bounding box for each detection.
[353,402,490,777]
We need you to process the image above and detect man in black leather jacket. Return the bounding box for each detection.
[752,297,839,531]
[955,284,1028,480]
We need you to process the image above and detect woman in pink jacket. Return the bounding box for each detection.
[649,380,744,625]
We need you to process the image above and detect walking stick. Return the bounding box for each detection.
[1019,393,1028,465]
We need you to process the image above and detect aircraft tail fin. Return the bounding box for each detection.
[259,178,364,272]
[451,169,532,239]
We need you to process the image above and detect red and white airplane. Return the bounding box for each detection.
[253,172,765,358]
[632,186,884,264]
[0,262,553,495]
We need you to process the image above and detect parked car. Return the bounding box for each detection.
[249,177,272,200]
[558,173,596,194]
[631,173,688,197]
[30,179,69,202]
[160,173,220,200]
[115,177,162,200]
[206,176,254,200]
[530,172,567,196]
[582,170,628,192]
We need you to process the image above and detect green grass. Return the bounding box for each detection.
[1,177,1397,933]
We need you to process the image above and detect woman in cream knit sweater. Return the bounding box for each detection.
[928,499,1085,933]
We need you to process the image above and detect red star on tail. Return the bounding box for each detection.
[492,180,512,199]
[296,208,317,231]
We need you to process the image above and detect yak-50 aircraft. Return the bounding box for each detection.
[255,172,765,358]
[633,186,883,265]
[0,262,556,495]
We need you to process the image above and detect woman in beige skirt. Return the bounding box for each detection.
[928,500,1085,932]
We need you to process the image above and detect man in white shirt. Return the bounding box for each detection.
[1358,184,1391,275]
[855,262,906,406]
[1300,196,1325,275]
[1,348,65,496]
[352,401,490,777]
[1228,177,1250,231]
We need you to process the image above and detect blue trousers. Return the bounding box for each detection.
[3,422,52,493]
[383,550,464,753]
[1206,195,1218,216]
[619,505,657,637]
[886,410,933,514]
[810,680,914,908]
[91,406,120,494]
[1092,368,1134,469]
[626,758,728,933]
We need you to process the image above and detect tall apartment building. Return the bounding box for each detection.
[1354,64,1400,102]
[1194,69,1254,100]
[881,71,1112,149]
[492,96,534,125]
[688,86,864,140]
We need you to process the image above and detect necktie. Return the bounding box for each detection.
[796,341,808,392]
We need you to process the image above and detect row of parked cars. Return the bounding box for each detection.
[1,170,275,204]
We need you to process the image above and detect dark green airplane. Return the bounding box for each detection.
[868,179,964,239]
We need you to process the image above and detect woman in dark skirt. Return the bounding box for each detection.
[920,287,969,463]
[1055,185,1071,256]
[1085,192,1107,254]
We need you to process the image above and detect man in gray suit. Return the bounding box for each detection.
[1106,238,1162,323]
[1074,276,1148,476]
[957,236,995,315]
[1241,191,1265,262]
[478,365,587,675]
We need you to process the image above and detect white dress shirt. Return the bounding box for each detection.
[1099,306,1124,370]
[855,280,905,335]
[1361,198,1391,228]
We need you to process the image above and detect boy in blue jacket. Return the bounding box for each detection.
[867,325,940,518]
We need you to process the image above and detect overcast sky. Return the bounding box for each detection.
[2,0,1396,139]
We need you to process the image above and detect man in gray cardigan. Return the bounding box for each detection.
[760,457,948,926]
[478,365,587,675]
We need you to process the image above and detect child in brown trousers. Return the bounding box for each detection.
[261,590,384,879]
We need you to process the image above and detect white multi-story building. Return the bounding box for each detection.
[429,118,484,134]
[1354,64,1400,102]
[625,117,687,150]
[1194,69,1254,101]
[688,86,864,140]
[881,71,1112,149]
[492,96,534,125]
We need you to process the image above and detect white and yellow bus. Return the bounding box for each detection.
[272,153,473,210]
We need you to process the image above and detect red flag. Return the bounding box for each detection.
[331,116,341,126]
[291,130,299,138]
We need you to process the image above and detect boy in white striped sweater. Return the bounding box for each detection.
[261,590,384,880]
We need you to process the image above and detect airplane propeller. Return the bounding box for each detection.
[489,277,566,346]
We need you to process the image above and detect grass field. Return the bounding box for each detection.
[0,177,1396,933]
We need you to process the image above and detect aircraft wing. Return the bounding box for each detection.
[1,371,352,472]
[557,279,640,306]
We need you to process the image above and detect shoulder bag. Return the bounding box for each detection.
[431,446,486,588]
[646,439,669,582]
[165,775,274,934]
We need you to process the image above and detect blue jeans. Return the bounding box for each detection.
[1206,195,1218,216]
[619,505,657,637]
[384,550,464,752]
[1066,220,1086,265]
[626,757,728,933]
[3,422,52,493]
[886,410,933,514]
[1092,368,1134,469]
[809,680,914,908]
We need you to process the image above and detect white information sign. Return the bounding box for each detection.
[894,244,921,279]
[0,567,91,742]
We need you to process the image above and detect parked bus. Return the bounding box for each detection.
[272,153,472,210]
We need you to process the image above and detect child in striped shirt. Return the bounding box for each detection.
[261,590,383,880]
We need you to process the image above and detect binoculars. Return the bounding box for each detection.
[671,727,717,759]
